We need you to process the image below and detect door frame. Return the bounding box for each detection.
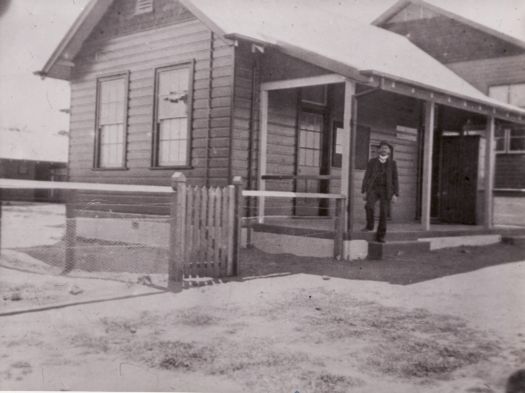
[293,94,331,216]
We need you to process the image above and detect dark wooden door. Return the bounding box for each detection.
[295,111,324,216]
[439,136,479,224]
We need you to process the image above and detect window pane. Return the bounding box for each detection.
[488,85,509,103]
[509,84,525,107]
[156,66,190,166]
[158,118,188,166]
[99,124,124,167]
[158,68,189,119]
[510,127,525,138]
[495,138,505,152]
[510,137,525,151]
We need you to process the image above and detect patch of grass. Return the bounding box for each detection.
[255,288,501,381]
[134,340,216,372]
[174,308,222,326]
[368,338,499,379]
[309,372,364,393]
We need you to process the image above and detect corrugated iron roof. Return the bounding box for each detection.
[181,0,525,116]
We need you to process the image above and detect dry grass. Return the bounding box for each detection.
[65,285,504,392]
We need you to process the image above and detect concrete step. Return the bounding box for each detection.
[502,236,525,246]
[368,240,431,260]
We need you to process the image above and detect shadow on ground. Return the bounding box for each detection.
[239,243,525,285]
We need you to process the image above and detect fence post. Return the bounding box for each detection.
[64,189,78,273]
[232,176,243,276]
[169,172,186,287]
[333,197,346,260]
[0,189,3,257]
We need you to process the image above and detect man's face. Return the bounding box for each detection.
[378,144,391,157]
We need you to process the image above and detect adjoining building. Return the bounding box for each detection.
[0,128,68,202]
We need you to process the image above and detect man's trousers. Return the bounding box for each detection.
[365,187,389,240]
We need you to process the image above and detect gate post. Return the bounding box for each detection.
[232,176,243,276]
[169,172,186,287]
[0,189,3,257]
[64,190,78,273]
[333,197,346,260]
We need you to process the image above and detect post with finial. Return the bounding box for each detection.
[169,172,186,287]
[230,176,243,276]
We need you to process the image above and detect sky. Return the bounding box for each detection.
[0,0,524,141]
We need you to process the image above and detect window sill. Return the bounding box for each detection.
[496,151,525,155]
[149,165,193,170]
[91,167,130,171]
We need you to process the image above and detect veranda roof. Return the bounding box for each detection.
[182,0,525,120]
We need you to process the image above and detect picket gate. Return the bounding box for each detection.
[169,173,242,282]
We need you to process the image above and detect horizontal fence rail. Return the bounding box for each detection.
[0,175,242,287]
[242,189,347,260]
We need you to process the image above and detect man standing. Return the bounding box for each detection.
[361,141,399,242]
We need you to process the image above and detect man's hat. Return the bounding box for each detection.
[378,141,390,148]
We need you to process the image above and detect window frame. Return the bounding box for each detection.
[495,126,525,154]
[488,82,525,109]
[151,61,195,169]
[93,71,130,170]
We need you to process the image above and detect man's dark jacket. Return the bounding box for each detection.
[361,157,399,198]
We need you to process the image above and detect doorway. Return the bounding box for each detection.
[295,110,327,216]
[435,135,480,224]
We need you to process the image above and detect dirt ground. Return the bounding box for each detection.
[1,242,525,392]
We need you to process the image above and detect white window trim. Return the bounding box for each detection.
[152,61,194,168]
[496,127,525,154]
[94,72,129,169]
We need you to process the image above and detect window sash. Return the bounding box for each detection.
[154,64,191,167]
[96,75,127,168]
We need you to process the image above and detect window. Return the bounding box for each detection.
[95,74,128,168]
[298,112,322,167]
[488,83,525,108]
[153,63,193,167]
[135,0,153,15]
[495,125,525,153]
[331,122,370,169]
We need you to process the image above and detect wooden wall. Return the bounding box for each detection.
[330,86,421,224]
[69,0,234,191]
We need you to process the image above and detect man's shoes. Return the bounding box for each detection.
[375,237,385,243]
[361,227,374,232]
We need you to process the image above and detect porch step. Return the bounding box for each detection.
[368,240,431,260]
[502,235,525,246]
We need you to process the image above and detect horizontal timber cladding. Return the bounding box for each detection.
[69,2,235,191]
[329,85,421,224]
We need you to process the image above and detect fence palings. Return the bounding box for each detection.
[168,173,241,282]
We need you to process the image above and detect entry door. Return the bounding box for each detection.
[295,111,324,216]
[439,136,480,224]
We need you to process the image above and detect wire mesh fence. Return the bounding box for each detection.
[0,199,172,286]
[0,176,243,288]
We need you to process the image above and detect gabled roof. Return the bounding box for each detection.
[39,0,525,120]
[37,0,114,80]
[373,0,525,52]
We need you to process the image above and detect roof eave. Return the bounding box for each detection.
[373,0,525,52]
[38,0,113,81]
[360,69,525,124]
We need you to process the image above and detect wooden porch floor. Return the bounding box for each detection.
[250,217,525,241]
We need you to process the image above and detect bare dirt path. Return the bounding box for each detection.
[1,245,524,393]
